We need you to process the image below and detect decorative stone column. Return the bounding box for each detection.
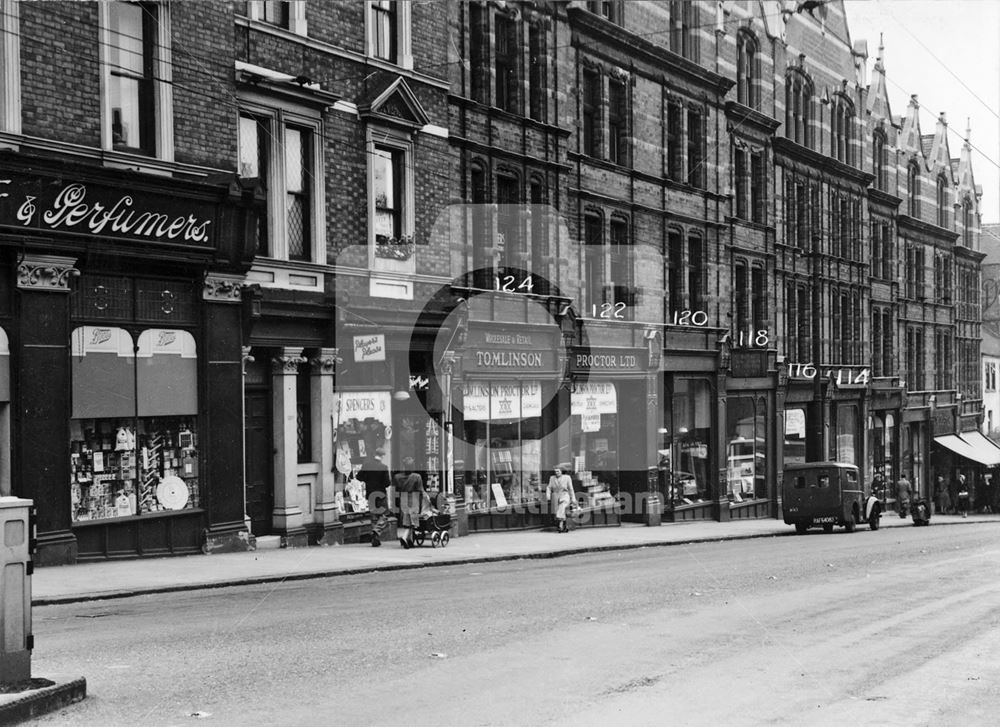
[16,254,78,565]
[644,329,663,526]
[310,347,344,545]
[272,348,309,546]
[202,272,254,554]
[440,350,467,537]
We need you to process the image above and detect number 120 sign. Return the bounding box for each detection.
[787,363,870,387]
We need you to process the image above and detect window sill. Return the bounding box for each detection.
[247,258,330,292]
[72,508,205,527]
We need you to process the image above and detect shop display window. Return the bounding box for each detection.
[836,404,858,465]
[333,390,392,515]
[463,381,544,512]
[784,407,807,465]
[69,326,199,522]
[726,395,768,501]
[570,383,620,508]
[70,417,200,521]
[666,378,712,506]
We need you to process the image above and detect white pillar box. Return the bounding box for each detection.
[0,497,33,683]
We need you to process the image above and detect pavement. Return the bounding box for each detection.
[31,511,1000,606]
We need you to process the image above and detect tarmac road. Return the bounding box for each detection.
[29,522,1000,726]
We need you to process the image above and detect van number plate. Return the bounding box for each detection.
[813,516,836,523]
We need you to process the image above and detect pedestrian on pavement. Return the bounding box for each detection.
[396,457,428,548]
[935,475,951,516]
[546,463,575,533]
[956,473,970,518]
[975,473,992,514]
[358,447,392,547]
[896,473,912,518]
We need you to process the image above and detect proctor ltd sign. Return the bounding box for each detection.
[570,347,647,373]
[0,169,216,246]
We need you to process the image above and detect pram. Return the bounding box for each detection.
[413,510,452,548]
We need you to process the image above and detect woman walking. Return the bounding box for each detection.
[546,464,575,533]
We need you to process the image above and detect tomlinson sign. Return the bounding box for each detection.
[0,170,216,246]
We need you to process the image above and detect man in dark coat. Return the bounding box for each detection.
[357,448,391,546]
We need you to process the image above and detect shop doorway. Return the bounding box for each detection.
[244,388,274,536]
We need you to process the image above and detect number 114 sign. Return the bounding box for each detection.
[787,363,870,388]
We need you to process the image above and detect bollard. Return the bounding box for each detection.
[0,497,33,684]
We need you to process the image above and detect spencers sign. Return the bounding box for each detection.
[0,170,216,246]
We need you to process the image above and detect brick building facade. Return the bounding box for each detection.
[0,0,986,564]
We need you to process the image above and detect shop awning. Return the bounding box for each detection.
[958,431,1000,466]
[933,433,1000,466]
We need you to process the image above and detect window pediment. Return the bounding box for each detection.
[357,76,429,131]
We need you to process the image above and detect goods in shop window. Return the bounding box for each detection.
[157,475,189,511]
[344,477,368,513]
[115,491,135,517]
[115,426,136,451]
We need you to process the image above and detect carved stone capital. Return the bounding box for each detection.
[242,346,255,375]
[203,272,245,303]
[439,350,459,377]
[272,347,306,375]
[311,347,340,375]
[17,254,79,291]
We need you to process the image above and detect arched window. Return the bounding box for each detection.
[936,174,949,228]
[831,96,853,164]
[737,31,758,109]
[872,129,888,191]
[907,161,921,217]
[785,71,812,148]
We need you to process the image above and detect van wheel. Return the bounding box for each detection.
[795,523,808,534]
[844,515,857,533]
[822,524,834,534]
[869,508,881,531]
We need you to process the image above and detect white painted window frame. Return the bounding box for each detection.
[364,1,413,70]
[0,0,21,135]
[98,1,174,162]
[239,96,326,265]
[247,1,308,36]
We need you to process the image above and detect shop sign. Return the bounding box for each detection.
[730,350,767,378]
[472,350,546,369]
[334,390,391,428]
[353,334,385,362]
[571,347,646,373]
[571,383,617,415]
[462,381,542,421]
[491,383,521,419]
[461,383,491,421]
[0,171,216,245]
[581,413,601,432]
[521,381,542,417]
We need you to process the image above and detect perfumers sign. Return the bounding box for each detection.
[0,172,215,245]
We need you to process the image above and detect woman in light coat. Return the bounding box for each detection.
[546,464,575,533]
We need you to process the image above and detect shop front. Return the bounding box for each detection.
[657,328,721,522]
[724,348,776,519]
[0,152,255,563]
[782,363,869,472]
[457,322,563,531]
[867,383,902,501]
[568,346,651,526]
